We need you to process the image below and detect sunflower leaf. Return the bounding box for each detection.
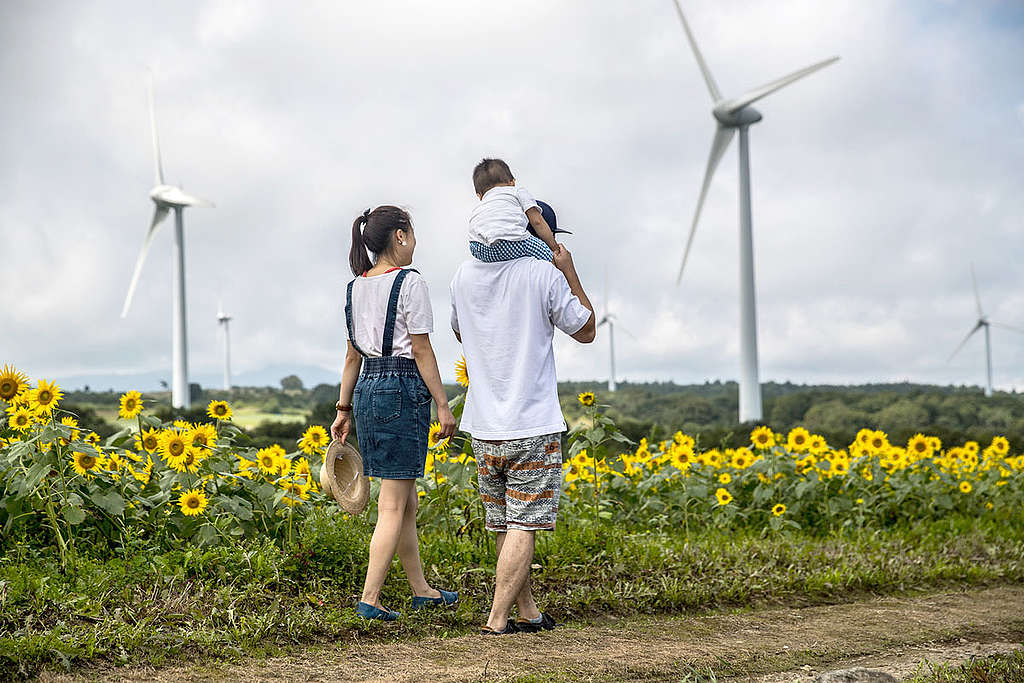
[106,428,132,448]
[63,506,87,525]
[90,491,125,516]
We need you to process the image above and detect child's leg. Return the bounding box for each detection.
[469,238,553,263]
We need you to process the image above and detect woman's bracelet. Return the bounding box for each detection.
[335,402,353,412]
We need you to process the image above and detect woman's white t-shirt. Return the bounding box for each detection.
[344,269,433,359]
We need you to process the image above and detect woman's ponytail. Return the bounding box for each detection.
[347,206,413,277]
[349,209,373,276]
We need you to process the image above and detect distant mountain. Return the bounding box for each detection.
[56,364,342,392]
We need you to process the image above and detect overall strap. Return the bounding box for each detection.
[345,279,368,358]
[380,268,419,357]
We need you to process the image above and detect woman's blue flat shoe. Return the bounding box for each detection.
[355,601,400,621]
[411,589,458,609]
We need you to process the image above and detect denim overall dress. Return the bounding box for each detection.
[346,269,432,479]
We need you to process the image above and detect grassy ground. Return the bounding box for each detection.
[907,649,1024,682]
[2,511,1023,680]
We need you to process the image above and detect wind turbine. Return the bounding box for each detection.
[217,302,233,391]
[948,265,1024,397]
[597,269,636,392]
[671,1,839,422]
[120,74,214,409]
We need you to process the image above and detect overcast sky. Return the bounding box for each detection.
[2,0,1023,391]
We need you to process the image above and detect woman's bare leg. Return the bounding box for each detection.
[396,484,440,598]
[360,478,414,607]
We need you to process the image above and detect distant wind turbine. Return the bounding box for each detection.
[597,268,636,393]
[217,302,233,391]
[948,265,1024,397]
[671,1,839,422]
[120,73,214,409]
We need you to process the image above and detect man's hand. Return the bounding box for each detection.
[552,242,576,275]
[438,405,457,439]
[331,411,352,443]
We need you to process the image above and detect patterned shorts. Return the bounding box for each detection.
[473,433,563,532]
[469,236,554,263]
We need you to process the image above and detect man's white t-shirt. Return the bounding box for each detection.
[468,185,539,246]
[450,258,592,440]
[344,270,433,359]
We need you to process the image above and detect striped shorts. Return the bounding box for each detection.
[473,433,563,532]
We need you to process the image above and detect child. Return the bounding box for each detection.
[469,158,560,263]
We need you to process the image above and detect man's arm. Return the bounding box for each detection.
[552,243,596,343]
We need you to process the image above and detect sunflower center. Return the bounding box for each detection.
[187,497,200,509]
[16,415,28,426]
[262,456,274,467]
[144,436,157,450]
[81,455,96,469]
[170,442,184,456]
[193,436,207,446]
[38,390,52,404]
[215,406,226,416]
[0,381,14,398]
[184,452,195,466]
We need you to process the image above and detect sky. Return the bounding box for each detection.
[1,0,1023,391]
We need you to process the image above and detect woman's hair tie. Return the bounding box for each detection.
[361,208,372,221]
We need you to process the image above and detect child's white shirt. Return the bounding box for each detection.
[468,185,539,246]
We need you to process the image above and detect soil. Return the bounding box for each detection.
[39,585,1024,682]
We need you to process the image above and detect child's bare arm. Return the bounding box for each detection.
[526,207,559,252]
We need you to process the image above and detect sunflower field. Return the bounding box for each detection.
[2,362,1024,567]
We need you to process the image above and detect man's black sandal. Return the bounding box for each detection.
[480,621,519,635]
[515,612,556,633]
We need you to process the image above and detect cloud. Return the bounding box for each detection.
[1,0,1023,392]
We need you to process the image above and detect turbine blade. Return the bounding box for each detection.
[603,265,608,318]
[121,206,169,317]
[970,263,984,318]
[677,125,735,284]
[148,72,164,185]
[670,0,721,101]
[948,322,983,362]
[618,322,639,341]
[992,321,1024,335]
[717,56,839,115]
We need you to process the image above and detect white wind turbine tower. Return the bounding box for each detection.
[671,1,839,422]
[948,265,1024,397]
[121,74,214,409]
[597,269,636,392]
[217,302,233,391]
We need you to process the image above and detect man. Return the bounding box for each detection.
[450,237,596,634]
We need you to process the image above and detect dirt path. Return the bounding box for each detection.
[43,585,1024,682]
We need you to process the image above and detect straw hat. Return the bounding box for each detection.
[319,439,369,515]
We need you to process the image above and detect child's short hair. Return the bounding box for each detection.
[472,158,515,196]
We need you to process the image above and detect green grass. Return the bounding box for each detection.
[906,649,1024,682]
[1,512,1022,680]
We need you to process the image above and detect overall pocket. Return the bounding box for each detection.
[371,388,402,423]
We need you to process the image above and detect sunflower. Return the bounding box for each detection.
[718,472,732,485]
[868,430,889,453]
[427,421,450,452]
[964,441,980,456]
[577,392,595,407]
[786,427,811,453]
[29,379,63,415]
[130,455,153,484]
[7,406,34,432]
[750,426,775,449]
[990,436,1010,457]
[178,488,209,516]
[808,435,828,455]
[158,429,192,464]
[715,487,733,506]
[958,480,972,494]
[236,455,258,479]
[136,427,160,454]
[84,432,101,446]
[189,423,217,449]
[118,390,144,419]
[907,433,932,459]
[168,446,204,474]
[0,365,29,403]
[58,416,80,445]
[268,444,291,474]
[454,355,469,388]
[71,450,105,477]
[772,503,786,517]
[298,425,329,455]
[256,447,279,475]
[206,400,232,421]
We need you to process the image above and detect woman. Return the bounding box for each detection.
[331,205,458,620]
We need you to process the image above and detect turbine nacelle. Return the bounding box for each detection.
[149,184,214,208]
[713,106,762,127]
